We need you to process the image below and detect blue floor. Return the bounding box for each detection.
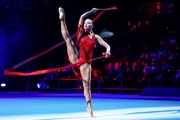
[0,92,180,120]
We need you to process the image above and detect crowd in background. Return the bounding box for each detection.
[91,13,180,88]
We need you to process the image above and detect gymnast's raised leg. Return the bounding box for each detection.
[58,7,78,64]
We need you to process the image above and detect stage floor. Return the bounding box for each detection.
[0,92,180,120]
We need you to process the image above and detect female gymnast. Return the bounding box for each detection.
[58,7,111,117]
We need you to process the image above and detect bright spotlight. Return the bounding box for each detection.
[1,83,6,87]
[37,82,49,89]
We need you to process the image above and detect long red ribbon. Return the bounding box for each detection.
[4,6,116,76]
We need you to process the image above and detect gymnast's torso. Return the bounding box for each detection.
[70,24,96,78]
[78,33,96,62]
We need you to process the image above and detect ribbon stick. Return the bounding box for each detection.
[97,6,117,11]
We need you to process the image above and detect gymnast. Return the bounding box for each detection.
[58,7,111,117]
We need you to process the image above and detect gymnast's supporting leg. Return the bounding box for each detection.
[58,7,78,64]
[80,63,95,118]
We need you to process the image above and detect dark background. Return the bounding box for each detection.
[0,0,179,91]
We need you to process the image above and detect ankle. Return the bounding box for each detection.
[59,17,64,20]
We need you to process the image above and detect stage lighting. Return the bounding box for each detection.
[37,82,49,89]
[1,83,6,87]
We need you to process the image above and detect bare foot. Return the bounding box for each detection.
[87,107,95,118]
[58,7,65,20]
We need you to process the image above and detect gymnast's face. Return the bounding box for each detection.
[84,19,93,32]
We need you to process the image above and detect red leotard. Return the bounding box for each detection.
[71,24,96,78]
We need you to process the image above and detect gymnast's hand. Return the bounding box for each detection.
[91,8,98,13]
[105,52,111,58]
[102,52,111,58]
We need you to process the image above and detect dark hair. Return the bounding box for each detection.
[99,29,114,39]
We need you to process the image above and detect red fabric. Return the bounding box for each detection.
[78,34,96,63]
[71,57,87,78]
[71,25,96,78]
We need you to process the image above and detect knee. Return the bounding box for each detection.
[83,81,90,89]
[65,38,71,43]
[83,83,89,88]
